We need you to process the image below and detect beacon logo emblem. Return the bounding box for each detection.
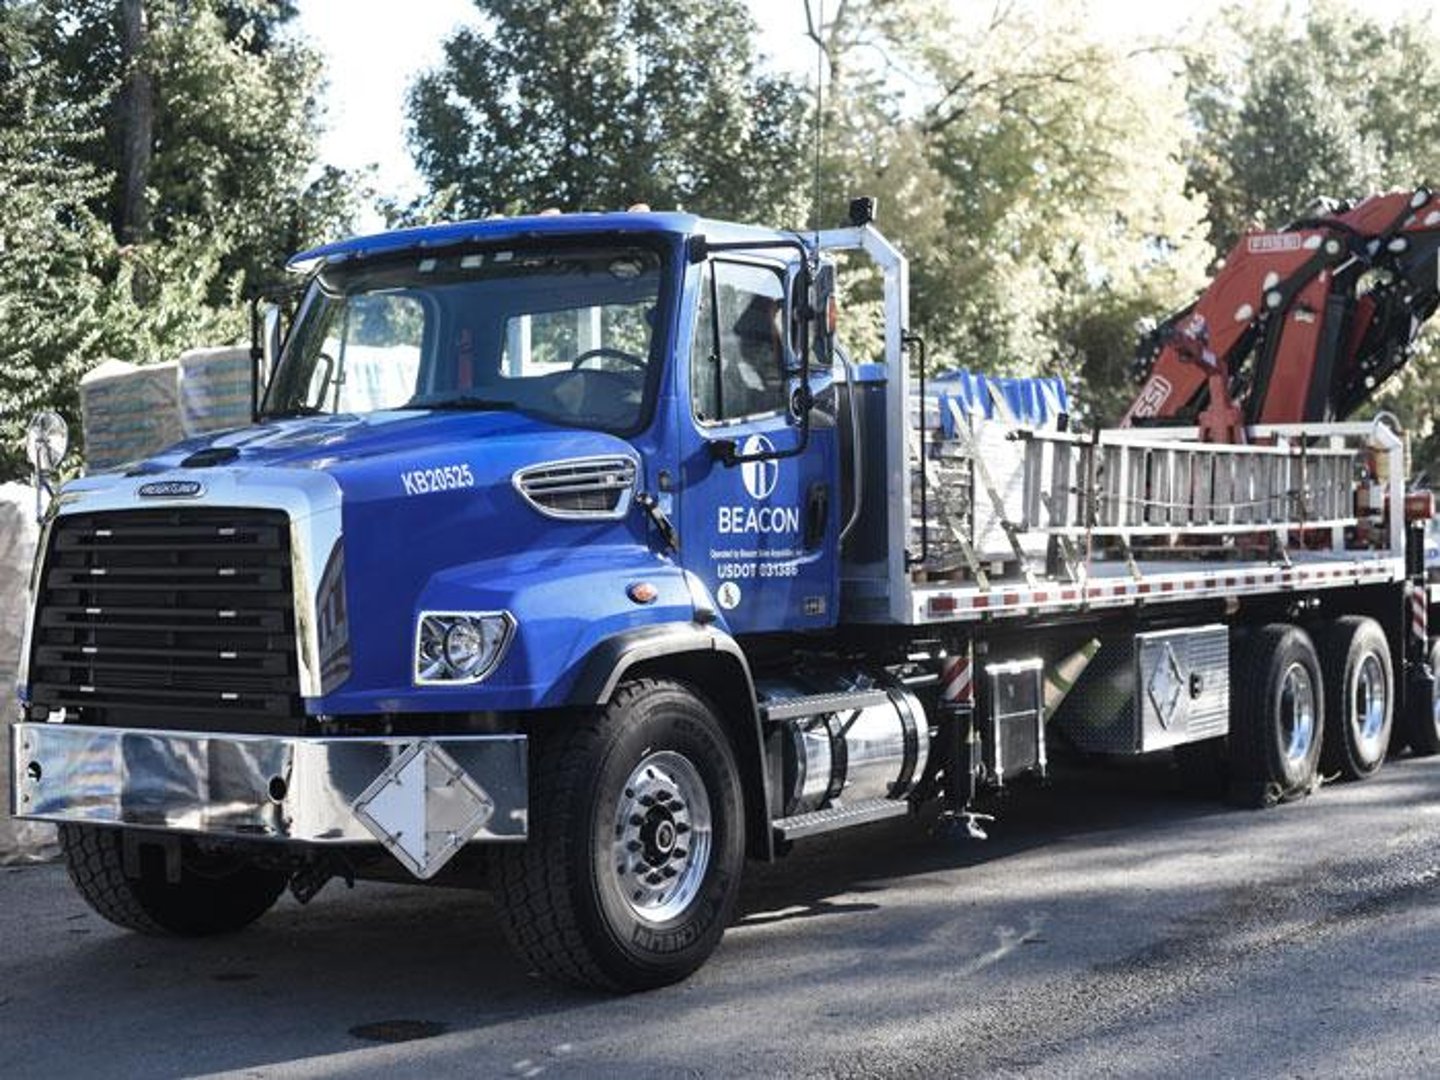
[740,434,778,500]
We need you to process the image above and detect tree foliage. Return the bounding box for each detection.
[406,0,810,223]
[0,2,111,479]
[809,0,1213,422]
[1185,3,1440,251]
[0,0,352,480]
[26,0,346,295]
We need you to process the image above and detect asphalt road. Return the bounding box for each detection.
[4,752,1439,1079]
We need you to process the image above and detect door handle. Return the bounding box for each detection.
[804,482,829,549]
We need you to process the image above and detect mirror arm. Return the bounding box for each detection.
[710,404,813,467]
[32,470,52,527]
[249,279,304,423]
[248,295,263,422]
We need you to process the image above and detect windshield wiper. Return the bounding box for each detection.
[405,395,520,411]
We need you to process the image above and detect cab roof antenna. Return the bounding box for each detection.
[805,0,825,240]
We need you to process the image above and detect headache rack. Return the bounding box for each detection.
[26,506,305,733]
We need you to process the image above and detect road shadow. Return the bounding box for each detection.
[10,750,1425,1079]
[734,750,1238,922]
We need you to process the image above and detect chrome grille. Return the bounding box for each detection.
[27,507,303,732]
[513,456,637,519]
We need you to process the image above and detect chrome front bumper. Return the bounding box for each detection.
[11,723,528,873]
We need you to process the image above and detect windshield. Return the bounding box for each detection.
[262,241,667,433]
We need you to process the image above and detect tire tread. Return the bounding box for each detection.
[1405,640,1440,757]
[60,824,286,936]
[1228,623,1322,808]
[493,686,652,991]
[1318,616,1392,780]
[494,678,741,991]
[60,824,167,935]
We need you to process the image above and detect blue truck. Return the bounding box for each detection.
[12,205,1440,990]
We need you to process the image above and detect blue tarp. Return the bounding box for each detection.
[928,370,1070,435]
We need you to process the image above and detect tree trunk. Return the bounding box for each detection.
[118,0,152,247]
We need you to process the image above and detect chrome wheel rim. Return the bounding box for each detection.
[610,751,712,924]
[1280,661,1317,765]
[1352,653,1388,762]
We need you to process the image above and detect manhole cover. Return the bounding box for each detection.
[349,1020,448,1044]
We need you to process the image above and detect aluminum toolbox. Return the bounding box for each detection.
[1053,625,1230,754]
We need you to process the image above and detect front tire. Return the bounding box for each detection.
[1228,624,1324,807]
[495,679,745,991]
[60,825,288,936]
[1318,617,1393,780]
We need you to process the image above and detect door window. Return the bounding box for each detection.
[691,261,789,424]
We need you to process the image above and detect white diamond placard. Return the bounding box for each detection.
[352,741,495,879]
[1147,643,1185,731]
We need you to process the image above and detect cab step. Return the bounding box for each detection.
[771,797,910,842]
[760,689,895,722]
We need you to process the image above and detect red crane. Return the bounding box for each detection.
[1123,188,1440,442]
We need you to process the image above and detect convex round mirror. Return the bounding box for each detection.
[26,410,69,474]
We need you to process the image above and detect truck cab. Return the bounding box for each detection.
[258,211,842,694]
[14,211,869,990]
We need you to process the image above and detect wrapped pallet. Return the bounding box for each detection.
[179,346,254,436]
[79,358,183,470]
[0,483,57,863]
[911,371,1071,573]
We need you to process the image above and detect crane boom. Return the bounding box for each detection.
[1124,188,1440,440]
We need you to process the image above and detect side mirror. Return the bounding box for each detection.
[811,261,837,369]
[25,410,70,524]
[263,303,284,375]
[250,294,291,421]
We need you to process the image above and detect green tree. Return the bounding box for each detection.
[0,3,113,479]
[809,0,1213,423]
[406,0,810,223]
[0,0,350,480]
[27,0,349,298]
[1187,2,1440,251]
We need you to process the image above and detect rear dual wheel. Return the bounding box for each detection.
[1318,616,1393,781]
[1228,618,1396,804]
[1229,624,1324,807]
[1402,639,1440,757]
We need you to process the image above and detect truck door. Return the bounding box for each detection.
[676,256,838,634]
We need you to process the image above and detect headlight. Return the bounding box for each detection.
[415,611,514,685]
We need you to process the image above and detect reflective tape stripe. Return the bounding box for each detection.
[940,654,974,704]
